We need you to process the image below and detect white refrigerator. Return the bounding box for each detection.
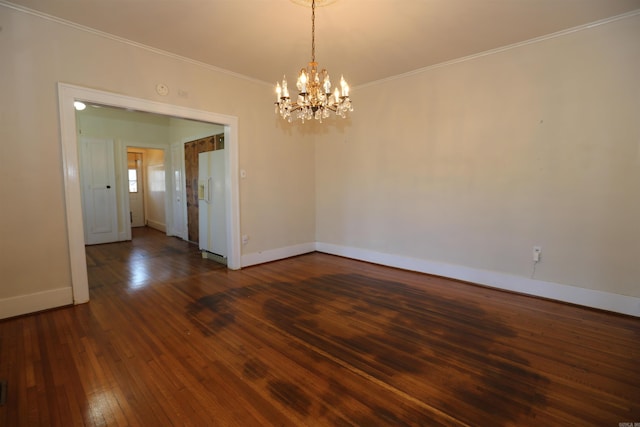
[198,150,227,262]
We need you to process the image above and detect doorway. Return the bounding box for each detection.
[127,151,145,228]
[126,147,167,233]
[59,83,241,305]
[76,103,172,243]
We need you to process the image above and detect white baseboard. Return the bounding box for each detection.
[5,243,636,319]
[0,287,74,320]
[241,242,316,268]
[316,242,640,318]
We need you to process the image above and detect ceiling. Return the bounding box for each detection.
[5,0,640,86]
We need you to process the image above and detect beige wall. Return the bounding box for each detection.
[0,6,315,309]
[316,14,640,300]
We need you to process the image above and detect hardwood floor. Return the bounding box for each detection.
[1,227,639,426]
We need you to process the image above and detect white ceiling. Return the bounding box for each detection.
[5,0,640,86]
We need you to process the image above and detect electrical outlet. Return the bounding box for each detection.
[242,235,249,245]
[533,246,542,262]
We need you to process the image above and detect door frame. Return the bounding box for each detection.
[58,83,241,304]
[120,144,169,241]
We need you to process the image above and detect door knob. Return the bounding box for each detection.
[106,185,111,189]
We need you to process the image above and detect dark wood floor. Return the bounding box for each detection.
[1,227,639,426]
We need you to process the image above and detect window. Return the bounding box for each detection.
[128,168,138,193]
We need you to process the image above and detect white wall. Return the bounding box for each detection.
[78,106,172,144]
[315,14,640,315]
[168,117,224,144]
[0,5,316,318]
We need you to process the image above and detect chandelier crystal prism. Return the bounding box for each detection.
[275,0,353,123]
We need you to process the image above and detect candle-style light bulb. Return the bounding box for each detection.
[323,76,331,94]
[340,76,349,97]
[276,82,282,101]
[299,70,308,93]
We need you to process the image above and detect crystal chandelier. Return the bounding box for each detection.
[275,0,353,123]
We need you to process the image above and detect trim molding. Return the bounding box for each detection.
[0,287,73,320]
[316,242,640,318]
[241,243,316,268]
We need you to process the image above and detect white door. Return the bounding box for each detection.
[80,137,119,245]
[128,152,145,227]
[170,141,187,239]
[198,150,227,257]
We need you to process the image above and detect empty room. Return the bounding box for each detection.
[1,0,639,425]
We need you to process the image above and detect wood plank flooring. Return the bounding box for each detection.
[1,227,639,426]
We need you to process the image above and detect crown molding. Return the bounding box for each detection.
[357,8,640,90]
[0,0,272,87]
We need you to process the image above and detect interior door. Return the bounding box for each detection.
[128,152,145,227]
[80,137,119,245]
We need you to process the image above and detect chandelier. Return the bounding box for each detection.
[275,0,353,123]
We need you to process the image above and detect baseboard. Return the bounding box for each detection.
[0,287,74,320]
[241,242,316,268]
[316,242,640,318]
[146,220,166,232]
[201,250,227,265]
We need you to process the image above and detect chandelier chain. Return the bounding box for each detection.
[311,0,316,63]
